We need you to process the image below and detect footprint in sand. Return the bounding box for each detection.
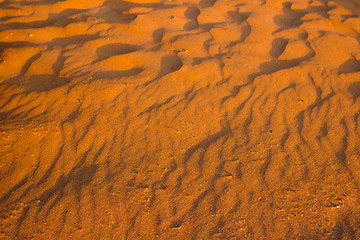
[184,6,200,30]
[95,43,140,62]
[153,28,166,44]
[338,58,360,74]
[199,0,216,8]
[273,2,305,29]
[185,6,200,19]
[270,38,289,58]
[227,10,250,24]
[347,82,360,101]
[158,54,183,78]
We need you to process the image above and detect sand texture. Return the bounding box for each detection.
[1,0,360,239]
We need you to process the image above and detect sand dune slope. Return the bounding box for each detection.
[1,0,360,239]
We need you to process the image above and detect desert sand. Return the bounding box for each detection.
[1,0,360,239]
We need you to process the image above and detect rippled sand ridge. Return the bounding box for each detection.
[1,0,360,239]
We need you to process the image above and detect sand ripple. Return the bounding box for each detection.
[1,0,360,239]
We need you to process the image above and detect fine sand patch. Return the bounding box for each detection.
[1,0,360,239]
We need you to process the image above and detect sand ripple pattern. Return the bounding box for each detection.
[1,0,360,239]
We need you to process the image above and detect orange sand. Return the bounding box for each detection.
[1,0,360,239]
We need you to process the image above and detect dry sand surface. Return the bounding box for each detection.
[1,0,360,239]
